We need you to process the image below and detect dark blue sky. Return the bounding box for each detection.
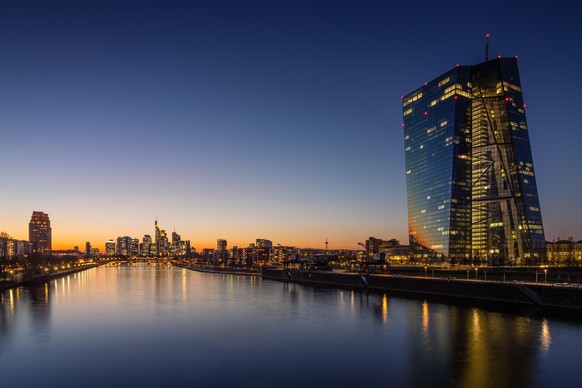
[1,0,581,249]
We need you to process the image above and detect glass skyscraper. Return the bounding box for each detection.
[402,58,545,265]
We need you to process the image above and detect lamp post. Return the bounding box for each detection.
[544,268,548,283]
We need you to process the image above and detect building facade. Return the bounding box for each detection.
[29,211,52,254]
[402,58,545,265]
[105,240,116,256]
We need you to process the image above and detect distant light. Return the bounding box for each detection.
[498,55,502,59]
[424,111,428,115]
[401,96,404,99]
[456,64,459,67]
[424,82,427,86]
[515,55,519,58]
[523,104,526,108]
[402,123,405,127]
[486,33,490,38]
[505,97,510,101]
[454,95,458,100]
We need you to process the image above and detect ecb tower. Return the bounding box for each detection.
[402,57,545,265]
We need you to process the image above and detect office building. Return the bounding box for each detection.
[105,240,116,256]
[29,211,52,254]
[402,57,545,264]
[217,239,227,251]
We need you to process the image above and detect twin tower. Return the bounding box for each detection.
[402,58,545,265]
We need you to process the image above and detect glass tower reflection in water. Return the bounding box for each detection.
[402,58,545,264]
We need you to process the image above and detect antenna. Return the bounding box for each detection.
[325,237,329,252]
[485,33,490,61]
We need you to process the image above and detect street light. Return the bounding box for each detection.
[544,268,547,283]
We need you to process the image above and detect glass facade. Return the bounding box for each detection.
[403,58,545,265]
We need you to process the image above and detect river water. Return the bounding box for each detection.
[1,264,581,387]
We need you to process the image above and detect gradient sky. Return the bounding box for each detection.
[1,0,581,251]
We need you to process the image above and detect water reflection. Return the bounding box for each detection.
[381,294,389,325]
[540,319,552,356]
[0,266,579,387]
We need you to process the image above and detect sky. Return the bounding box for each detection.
[1,0,582,251]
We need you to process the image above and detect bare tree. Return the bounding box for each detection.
[0,231,12,281]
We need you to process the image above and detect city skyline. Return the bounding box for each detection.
[2,1,582,250]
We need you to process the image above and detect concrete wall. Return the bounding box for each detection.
[261,269,582,311]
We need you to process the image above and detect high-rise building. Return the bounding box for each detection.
[172,231,181,247]
[217,239,227,251]
[130,238,139,256]
[158,230,168,256]
[141,234,152,257]
[29,211,51,254]
[86,241,92,256]
[105,240,116,256]
[256,239,272,249]
[402,57,545,265]
[116,236,132,256]
[154,218,161,255]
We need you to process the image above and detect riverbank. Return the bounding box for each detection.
[262,268,582,312]
[174,264,261,276]
[0,263,103,292]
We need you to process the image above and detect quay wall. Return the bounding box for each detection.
[176,264,261,276]
[262,269,582,311]
[1,264,102,292]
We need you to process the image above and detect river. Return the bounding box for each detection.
[1,264,581,387]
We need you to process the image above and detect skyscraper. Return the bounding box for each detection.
[105,240,116,256]
[29,211,51,254]
[402,57,545,265]
[217,239,227,251]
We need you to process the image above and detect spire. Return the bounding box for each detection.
[485,33,490,61]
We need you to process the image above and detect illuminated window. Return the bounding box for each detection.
[403,92,423,107]
[438,77,451,87]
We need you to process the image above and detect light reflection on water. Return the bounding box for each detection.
[0,264,581,387]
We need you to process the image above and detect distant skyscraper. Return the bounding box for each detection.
[158,230,168,256]
[86,241,92,256]
[402,57,545,265]
[141,234,152,256]
[172,231,181,247]
[116,236,132,256]
[217,239,227,251]
[29,211,51,254]
[155,218,160,254]
[105,240,115,256]
[130,238,139,256]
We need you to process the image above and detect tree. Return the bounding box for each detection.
[0,231,12,281]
